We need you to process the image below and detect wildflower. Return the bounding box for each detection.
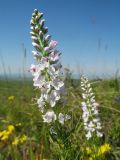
[97,143,111,156]
[30,9,70,123]
[81,76,103,140]
[12,137,19,145]
[0,130,11,141]
[19,134,28,143]
[58,113,71,124]
[12,135,28,146]
[7,125,15,132]
[88,158,93,160]
[8,96,15,101]
[42,111,56,123]
[86,147,92,154]
[0,125,15,141]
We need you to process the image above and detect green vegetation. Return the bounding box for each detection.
[0,77,120,160]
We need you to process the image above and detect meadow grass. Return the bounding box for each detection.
[0,77,120,159]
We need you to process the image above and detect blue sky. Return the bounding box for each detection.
[0,0,120,77]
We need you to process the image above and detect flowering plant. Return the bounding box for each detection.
[81,76,103,139]
[30,9,70,124]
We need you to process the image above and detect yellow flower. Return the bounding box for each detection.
[20,134,27,143]
[89,157,93,160]
[97,143,111,156]
[12,137,19,145]
[0,125,15,141]
[8,96,15,101]
[0,130,10,141]
[7,125,15,133]
[0,131,4,137]
[86,147,92,154]
[1,135,9,141]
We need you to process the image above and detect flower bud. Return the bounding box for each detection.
[35,12,43,21]
[30,19,34,26]
[49,40,58,49]
[43,27,48,34]
[32,42,40,51]
[34,9,38,14]
[32,51,39,59]
[32,12,36,17]
[30,31,36,36]
[31,36,38,41]
[45,35,51,41]
[39,31,43,39]
[30,26,34,30]
[44,46,50,52]
[40,19,45,27]
[34,25,39,33]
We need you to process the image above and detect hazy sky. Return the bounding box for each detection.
[0,0,120,77]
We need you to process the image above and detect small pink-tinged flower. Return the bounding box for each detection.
[49,40,58,49]
[30,64,36,74]
[49,50,60,62]
[44,46,50,52]
[32,51,39,59]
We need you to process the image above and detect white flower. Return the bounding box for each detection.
[41,57,49,68]
[48,65,60,78]
[58,113,65,124]
[49,90,60,107]
[51,77,64,90]
[42,111,56,123]
[97,131,103,137]
[65,114,71,120]
[58,113,71,124]
[49,50,60,62]
[81,76,102,140]
[37,97,45,113]
[86,131,92,140]
[33,74,45,88]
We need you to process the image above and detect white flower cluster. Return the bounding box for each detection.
[81,76,103,140]
[30,9,70,124]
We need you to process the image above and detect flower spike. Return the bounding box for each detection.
[30,9,69,124]
[81,76,103,140]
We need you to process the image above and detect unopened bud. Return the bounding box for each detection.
[40,19,45,27]
[39,31,43,39]
[32,12,36,17]
[30,26,34,30]
[34,9,38,14]
[44,46,50,52]
[30,19,34,25]
[43,27,48,34]
[49,40,58,49]
[30,31,36,36]
[31,36,38,41]
[32,42,40,51]
[45,35,51,41]
[32,51,39,59]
